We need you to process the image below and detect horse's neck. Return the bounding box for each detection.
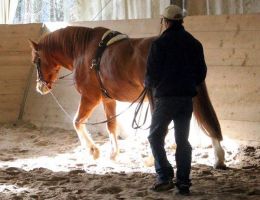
[47,48,74,71]
[53,27,105,71]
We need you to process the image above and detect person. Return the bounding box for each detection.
[144,5,207,195]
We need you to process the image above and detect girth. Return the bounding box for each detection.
[91,30,128,98]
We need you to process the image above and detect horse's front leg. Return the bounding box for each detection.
[102,99,118,160]
[212,138,226,169]
[73,95,101,160]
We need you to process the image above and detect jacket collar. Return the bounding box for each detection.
[163,24,184,34]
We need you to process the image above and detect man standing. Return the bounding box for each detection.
[145,5,207,195]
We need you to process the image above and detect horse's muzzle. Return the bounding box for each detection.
[36,81,51,95]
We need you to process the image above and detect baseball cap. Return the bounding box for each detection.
[162,5,187,20]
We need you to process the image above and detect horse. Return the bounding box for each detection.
[29,26,226,169]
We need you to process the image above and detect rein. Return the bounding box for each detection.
[34,54,73,84]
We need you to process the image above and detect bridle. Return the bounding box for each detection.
[33,52,73,86]
[34,54,47,85]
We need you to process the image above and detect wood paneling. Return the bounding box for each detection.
[0,24,42,37]
[0,24,42,122]
[192,31,260,49]
[205,49,260,66]
[220,120,260,145]
[206,66,260,121]
[0,53,32,66]
[0,65,31,80]
[71,14,260,36]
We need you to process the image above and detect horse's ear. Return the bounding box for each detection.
[28,39,38,51]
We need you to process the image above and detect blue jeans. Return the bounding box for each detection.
[148,96,192,184]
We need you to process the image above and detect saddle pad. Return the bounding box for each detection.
[102,30,128,46]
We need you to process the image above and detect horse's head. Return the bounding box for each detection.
[29,39,61,95]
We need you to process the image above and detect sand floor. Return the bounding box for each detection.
[0,122,259,200]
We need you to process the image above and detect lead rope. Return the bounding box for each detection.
[58,72,73,80]
[132,89,150,130]
[48,81,148,125]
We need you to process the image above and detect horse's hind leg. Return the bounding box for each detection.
[73,95,101,160]
[102,99,118,160]
[212,138,226,169]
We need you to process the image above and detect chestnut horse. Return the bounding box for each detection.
[29,26,226,169]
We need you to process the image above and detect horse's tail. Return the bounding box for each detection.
[193,82,223,141]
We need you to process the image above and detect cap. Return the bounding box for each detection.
[162,5,187,20]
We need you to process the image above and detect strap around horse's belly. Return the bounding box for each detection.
[91,30,128,99]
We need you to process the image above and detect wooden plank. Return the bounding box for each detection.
[69,14,260,37]
[206,66,260,122]
[192,30,260,49]
[0,112,18,122]
[23,107,75,123]
[26,119,75,130]
[0,94,23,108]
[0,94,21,110]
[0,53,32,66]
[0,80,27,95]
[0,94,21,122]
[0,24,42,52]
[24,86,79,114]
[56,19,162,37]
[205,48,260,66]
[220,120,260,145]
[0,37,37,52]
[0,24,42,36]
[0,24,42,123]
[0,65,32,80]
[185,14,260,32]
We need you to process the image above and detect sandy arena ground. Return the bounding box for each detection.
[0,122,259,200]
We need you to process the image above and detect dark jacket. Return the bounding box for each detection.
[145,24,207,97]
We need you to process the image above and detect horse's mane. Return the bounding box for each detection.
[38,26,95,59]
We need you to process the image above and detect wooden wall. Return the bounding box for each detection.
[187,15,260,144]
[0,24,42,122]
[1,14,259,144]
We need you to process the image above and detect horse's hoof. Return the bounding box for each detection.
[90,146,100,160]
[214,163,227,170]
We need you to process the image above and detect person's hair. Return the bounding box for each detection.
[164,18,183,27]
